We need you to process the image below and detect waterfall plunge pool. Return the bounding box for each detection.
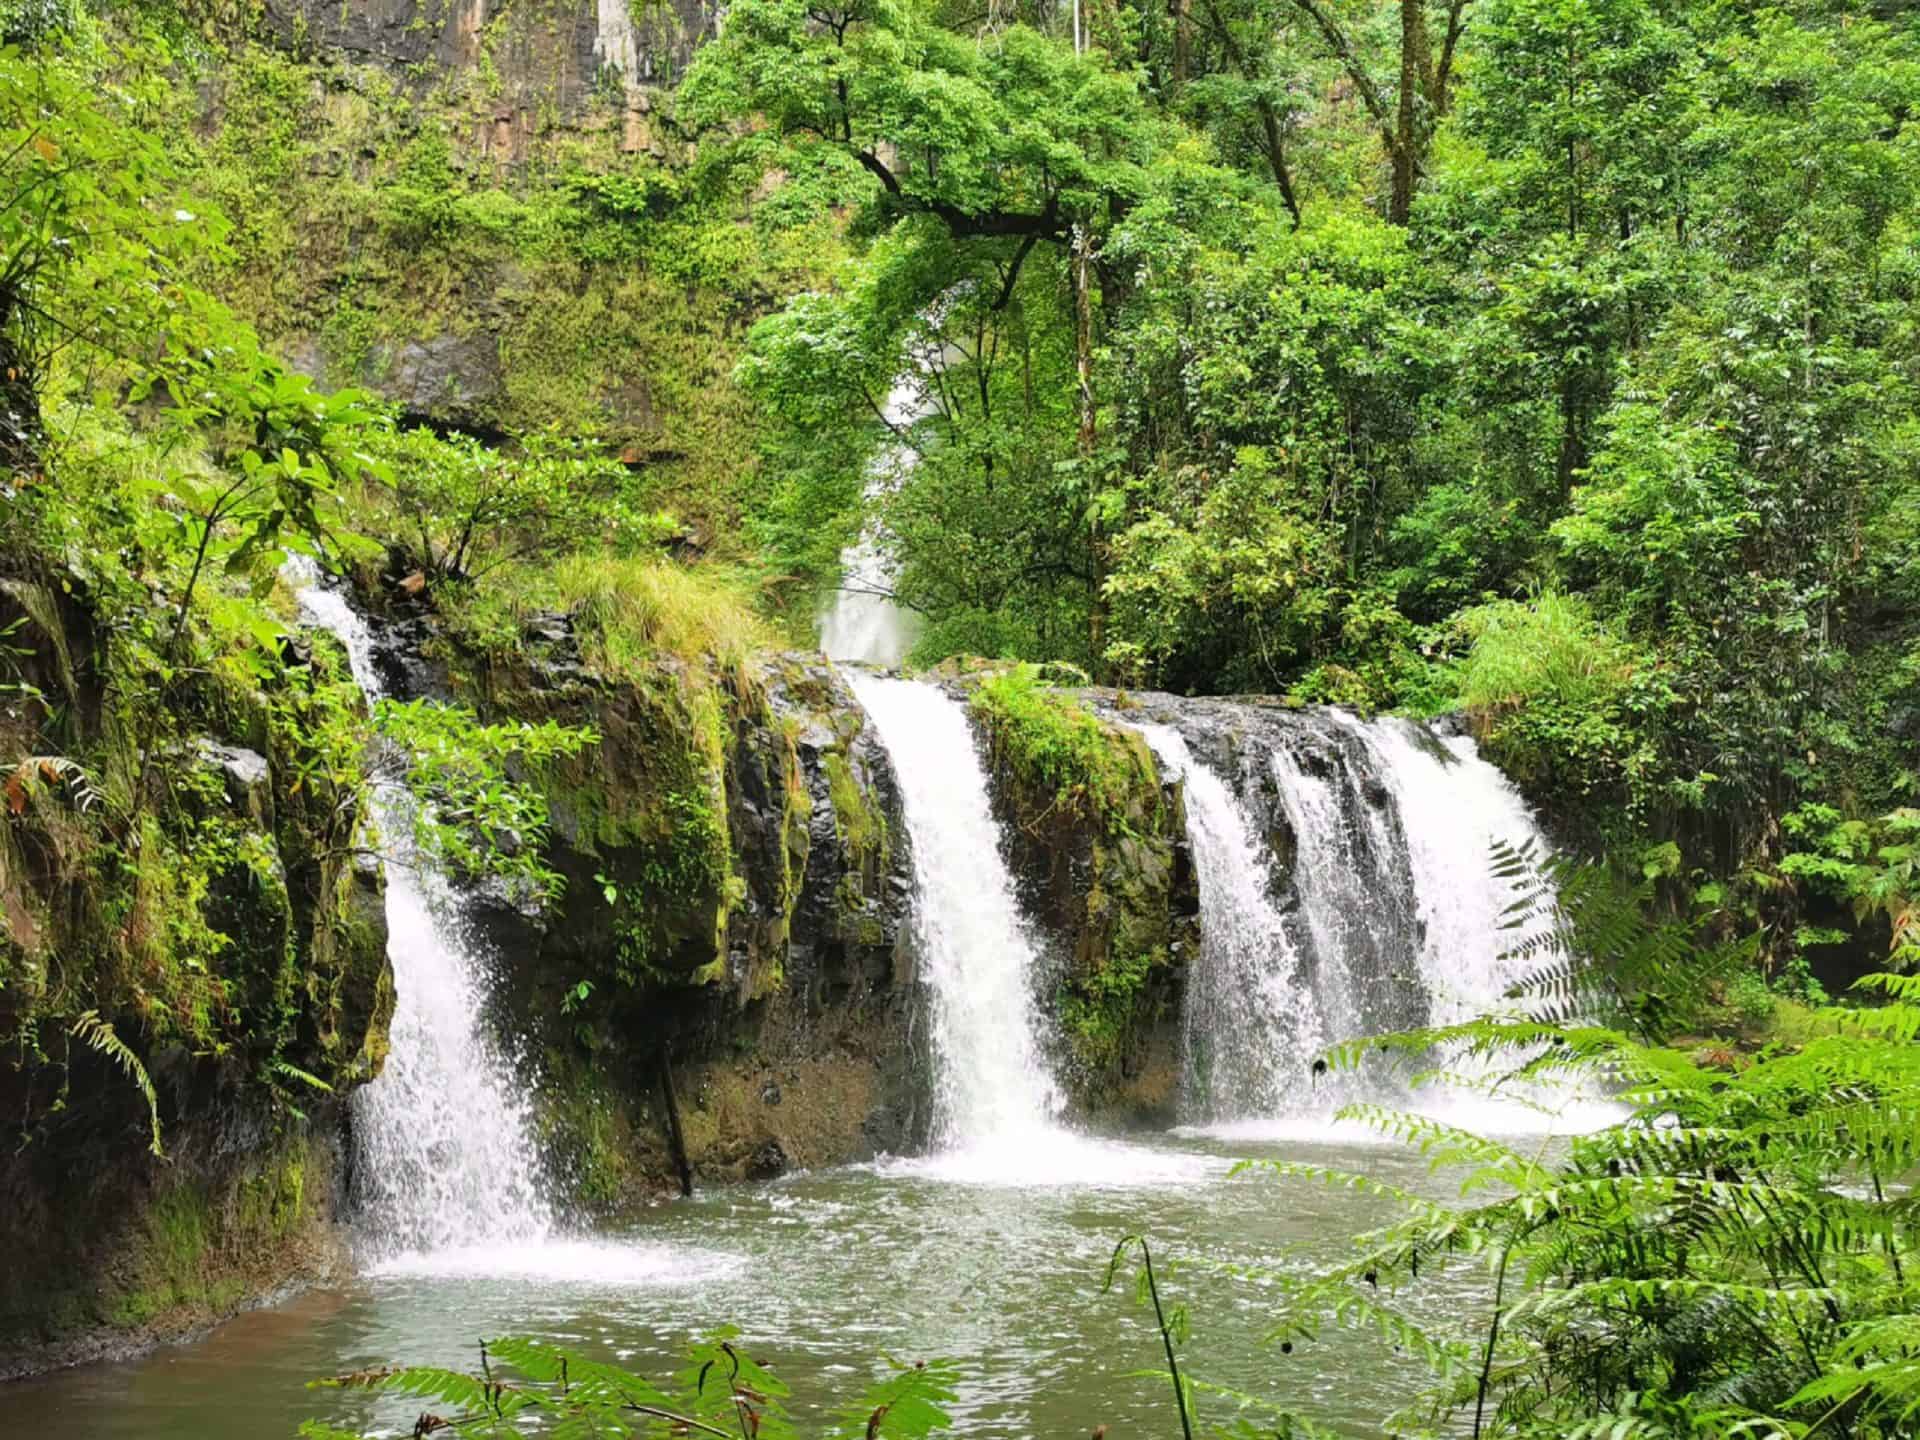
[9,1123,1540,1439]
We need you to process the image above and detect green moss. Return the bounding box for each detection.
[536,1052,646,1216]
[176,36,850,544]
[970,664,1162,834]
[93,1136,322,1334]
[823,750,887,870]
[966,666,1178,1084]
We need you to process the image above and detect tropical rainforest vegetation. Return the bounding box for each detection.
[3,0,1920,1432]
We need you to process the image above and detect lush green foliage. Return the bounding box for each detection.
[693,0,1920,935]
[969,664,1155,834]
[362,426,673,586]
[0,20,603,1164]
[372,700,597,904]
[302,1331,959,1440]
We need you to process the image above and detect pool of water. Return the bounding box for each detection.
[8,1124,1514,1438]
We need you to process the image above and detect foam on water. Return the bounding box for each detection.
[367,1239,740,1286]
[871,1132,1230,1189]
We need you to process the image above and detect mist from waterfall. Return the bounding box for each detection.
[820,377,925,667]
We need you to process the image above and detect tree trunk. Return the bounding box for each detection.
[658,1052,694,1198]
[1390,0,1433,224]
[1174,0,1192,88]
[1201,0,1303,227]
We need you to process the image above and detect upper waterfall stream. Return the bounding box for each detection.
[820,376,926,666]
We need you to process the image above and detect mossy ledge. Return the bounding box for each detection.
[0,574,394,1376]
[956,663,1196,1123]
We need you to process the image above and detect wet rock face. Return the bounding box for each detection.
[260,0,713,110]
[433,624,926,1203]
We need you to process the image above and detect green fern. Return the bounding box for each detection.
[1209,847,1920,1435]
[69,1009,162,1157]
[305,1333,959,1440]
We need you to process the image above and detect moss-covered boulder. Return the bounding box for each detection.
[428,617,923,1209]
[961,665,1195,1122]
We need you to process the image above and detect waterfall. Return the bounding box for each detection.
[1137,726,1324,1122]
[820,377,925,667]
[291,571,552,1263]
[1329,716,1552,1026]
[1140,704,1597,1132]
[845,674,1064,1148]
[1265,728,1426,1049]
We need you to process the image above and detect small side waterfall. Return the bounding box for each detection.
[1336,716,1553,1026]
[1138,726,1323,1122]
[845,674,1064,1149]
[1266,730,1426,1048]
[293,574,552,1262]
[1135,703,1576,1130]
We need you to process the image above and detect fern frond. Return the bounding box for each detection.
[69,1010,162,1157]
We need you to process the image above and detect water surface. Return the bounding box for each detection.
[9,1126,1511,1438]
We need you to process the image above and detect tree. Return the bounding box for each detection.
[366,425,655,587]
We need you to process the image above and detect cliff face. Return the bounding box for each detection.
[261,0,710,109]
[0,574,394,1375]
[404,614,927,1206]
[187,0,819,533]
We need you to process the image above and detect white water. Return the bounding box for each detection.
[1334,718,1548,1024]
[291,571,554,1264]
[844,678,1221,1186]
[820,377,924,666]
[1137,726,1325,1122]
[1335,717,1624,1135]
[845,676,1064,1163]
[1265,735,1405,1050]
[1143,708,1617,1139]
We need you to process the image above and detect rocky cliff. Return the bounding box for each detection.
[379,606,928,1207]
[0,571,393,1375]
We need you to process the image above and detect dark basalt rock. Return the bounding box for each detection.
[420,619,928,1203]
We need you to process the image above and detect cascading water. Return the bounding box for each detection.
[820,377,926,667]
[1137,703,1607,1133]
[845,674,1064,1148]
[291,570,552,1263]
[1265,729,1426,1048]
[846,675,1213,1185]
[1136,726,1324,1121]
[1332,715,1553,1025]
